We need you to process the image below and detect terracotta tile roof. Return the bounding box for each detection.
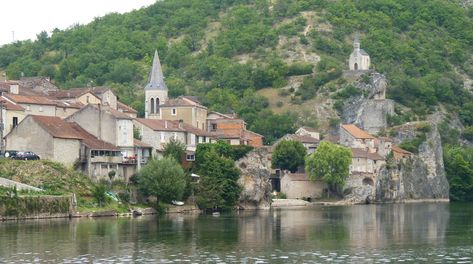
[0,97,25,111]
[243,129,264,138]
[69,123,120,151]
[106,107,132,119]
[53,100,84,109]
[31,115,84,140]
[181,123,213,137]
[117,101,138,114]
[134,139,152,148]
[49,87,111,99]
[351,148,384,160]
[342,124,375,139]
[5,93,56,106]
[161,96,207,109]
[30,115,118,150]
[282,134,319,144]
[392,145,412,155]
[300,126,318,133]
[135,118,185,132]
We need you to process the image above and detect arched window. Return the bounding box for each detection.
[354,63,358,70]
[156,97,160,114]
[150,98,155,114]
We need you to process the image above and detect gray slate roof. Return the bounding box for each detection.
[145,50,167,91]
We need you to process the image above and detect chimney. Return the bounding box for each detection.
[9,84,19,95]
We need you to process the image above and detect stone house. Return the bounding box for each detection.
[160,96,208,131]
[350,148,386,174]
[5,115,124,178]
[280,172,326,200]
[54,101,84,119]
[349,34,370,71]
[207,111,263,147]
[277,133,320,154]
[340,124,376,152]
[391,145,412,160]
[0,95,26,136]
[49,88,102,105]
[117,101,138,118]
[18,76,58,95]
[66,104,134,153]
[3,93,57,117]
[133,118,212,159]
[295,126,320,140]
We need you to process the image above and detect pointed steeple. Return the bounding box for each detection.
[353,32,361,51]
[145,50,167,90]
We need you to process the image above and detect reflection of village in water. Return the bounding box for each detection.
[1,204,464,262]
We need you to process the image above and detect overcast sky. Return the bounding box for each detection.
[0,0,156,46]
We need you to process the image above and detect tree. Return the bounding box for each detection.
[138,157,186,206]
[271,140,306,172]
[163,139,186,163]
[194,144,241,210]
[305,141,352,197]
[444,147,473,202]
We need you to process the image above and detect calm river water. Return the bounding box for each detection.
[1,203,473,263]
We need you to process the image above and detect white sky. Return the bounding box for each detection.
[0,0,156,46]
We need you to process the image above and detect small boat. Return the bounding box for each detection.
[172,200,184,206]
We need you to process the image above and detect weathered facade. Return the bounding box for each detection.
[280,173,326,200]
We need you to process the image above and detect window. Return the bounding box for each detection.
[156,98,160,114]
[211,124,217,131]
[172,108,177,115]
[86,96,90,103]
[150,98,155,114]
[186,154,195,161]
[12,117,18,128]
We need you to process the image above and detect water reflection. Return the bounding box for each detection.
[0,203,472,263]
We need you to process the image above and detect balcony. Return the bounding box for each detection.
[90,156,122,164]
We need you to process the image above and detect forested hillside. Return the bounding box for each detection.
[1,0,473,144]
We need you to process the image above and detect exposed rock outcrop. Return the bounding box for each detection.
[236,147,273,210]
[376,123,449,202]
[342,73,395,134]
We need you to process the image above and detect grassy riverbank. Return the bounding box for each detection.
[0,159,151,218]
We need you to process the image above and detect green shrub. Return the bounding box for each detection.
[463,126,473,141]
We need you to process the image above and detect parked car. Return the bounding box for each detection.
[13,151,40,160]
[3,150,19,159]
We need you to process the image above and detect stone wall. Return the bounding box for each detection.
[0,195,73,220]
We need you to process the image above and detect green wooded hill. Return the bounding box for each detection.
[1,0,473,143]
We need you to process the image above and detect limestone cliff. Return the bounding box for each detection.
[376,123,450,202]
[342,73,395,134]
[235,147,273,210]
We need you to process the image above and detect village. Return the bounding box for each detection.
[0,36,413,203]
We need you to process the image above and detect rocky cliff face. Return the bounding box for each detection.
[342,73,395,134]
[376,123,450,202]
[235,147,273,210]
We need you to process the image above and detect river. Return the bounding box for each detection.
[1,203,472,263]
